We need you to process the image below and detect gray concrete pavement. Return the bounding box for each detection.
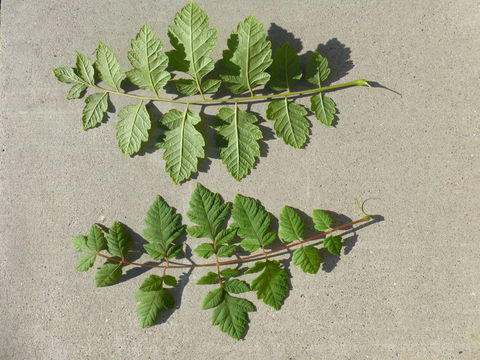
[1,0,479,359]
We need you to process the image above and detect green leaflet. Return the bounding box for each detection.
[105,221,132,259]
[95,262,123,287]
[116,101,151,156]
[197,272,220,285]
[251,260,290,310]
[202,288,225,309]
[194,243,215,258]
[82,93,109,130]
[168,1,218,95]
[76,253,96,272]
[266,98,310,148]
[292,246,322,274]
[52,66,83,84]
[126,24,170,96]
[220,268,242,279]
[86,224,107,252]
[306,51,338,127]
[95,42,125,91]
[323,235,343,256]
[232,194,275,253]
[217,245,236,258]
[159,108,205,184]
[224,279,250,294]
[269,42,302,92]
[312,209,333,231]
[221,16,272,94]
[75,52,95,85]
[215,227,237,245]
[311,93,336,127]
[215,106,262,181]
[279,206,304,243]
[211,292,255,340]
[143,196,185,260]
[305,51,331,86]
[67,83,87,100]
[187,184,231,241]
[135,275,174,327]
[71,235,88,252]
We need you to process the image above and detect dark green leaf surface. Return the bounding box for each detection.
[220,268,242,279]
[269,42,302,91]
[279,206,304,243]
[197,272,220,285]
[76,253,96,272]
[266,99,309,148]
[135,275,174,327]
[86,224,107,252]
[292,246,322,274]
[251,260,289,310]
[106,221,132,259]
[323,235,343,256]
[202,288,225,309]
[211,293,255,340]
[224,279,250,294]
[312,209,333,231]
[194,243,215,258]
[305,51,330,86]
[95,262,122,287]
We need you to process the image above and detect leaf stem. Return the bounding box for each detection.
[96,216,370,269]
[89,79,369,106]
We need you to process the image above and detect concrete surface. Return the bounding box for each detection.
[1,0,479,359]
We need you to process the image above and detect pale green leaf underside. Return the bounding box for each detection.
[67,83,87,100]
[266,99,309,148]
[311,94,336,127]
[251,260,289,310]
[211,293,255,340]
[126,24,170,95]
[95,262,122,287]
[269,42,302,91]
[116,101,151,156]
[106,221,132,259]
[72,235,88,252]
[292,246,322,274]
[305,50,331,86]
[216,106,262,181]
[82,93,108,130]
[221,16,272,94]
[160,108,205,184]
[53,67,83,84]
[135,275,174,327]
[75,52,95,85]
[143,196,185,259]
[279,206,304,243]
[96,41,125,91]
[168,2,217,95]
[312,209,333,231]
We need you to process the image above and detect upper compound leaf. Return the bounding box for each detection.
[75,52,95,85]
[311,94,336,127]
[269,42,302,92]
[106,221,132,259]
[232,194,272,253]
[143,196,185,260]
[187,184,231,241]
[312,209,333,231]
[159,108,205,184]
[251,260,290,310]
[215,106,262,181]
[82,92,109,130]
[95,262,122,287]
[279,206,304,243]
[116,101,151,156]
[135,275,174,327]
[126,24,170,96]
[168,2,218,95]
[323,235,343,256]
[86,224,107,252]
[211,293,255,340]
[221,16,272,94]
[266,98,309,148]
[95,41,125,91]
[292,246,322,274]
[305,51,330,87]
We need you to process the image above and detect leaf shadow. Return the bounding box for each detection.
[316,38,354,85]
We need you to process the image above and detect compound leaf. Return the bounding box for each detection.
[232,194,272,253]
[76,253,96,272]
[215,106,262,180]
[312,209,333,231]
[159,108,205,184]
[279,206,304,243]
[116,101,151,156]
[106,221,132,259]
[95,262,122,287]
[292,246,322,274]
[126,24,170,95]
[187,184,231,241]
[86,224,107,252]
[269,42,302,91]
[211,293,255,340]
[251,260,289,310]
[95,41,125,91]
[311,94,336,127]
[221,16,272,94]
[135,275,174,327]
[82,92,109,130]
[324,235,342,256]
[143,196,185,260]
[197,272,220,285]
[168,1,218,95]
[75,52,95,85]
[266,98,309,148]
[305,50,330,86]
